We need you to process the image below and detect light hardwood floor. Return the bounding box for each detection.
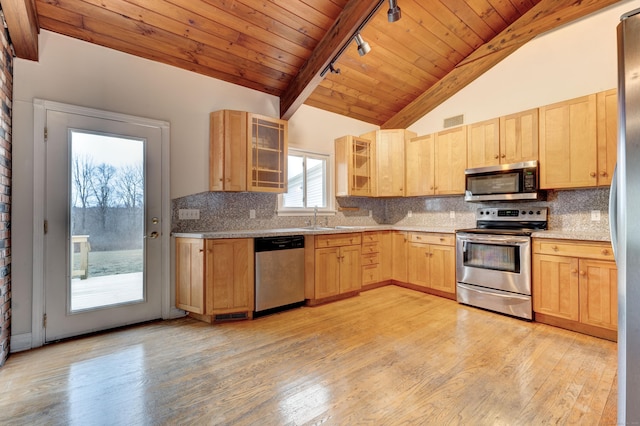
[0,286,617,425]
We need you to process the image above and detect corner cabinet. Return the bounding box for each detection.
[361,129,416,197]
[532,238,617,341]
[210,110,287,193]
[175,237,254,322]
[335,135,374,197]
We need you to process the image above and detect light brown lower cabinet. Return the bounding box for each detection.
[361,231,392,287]
[405,232,456,298]
[532,238,617,340]
[308,233,362,304]
[175,237,254,322]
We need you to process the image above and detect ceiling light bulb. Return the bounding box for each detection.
[388,0,401,22]
[355,33,371,57]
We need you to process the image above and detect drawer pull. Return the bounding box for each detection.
[571,269,578,274]
[551,245,559,251]
[590,172,597,178]
[579,270,586,276]
[602,249,610,255]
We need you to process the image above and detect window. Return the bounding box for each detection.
[278,149,334,215]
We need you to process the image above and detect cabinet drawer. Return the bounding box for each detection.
[409,232,454,246]
[533,239,614,260]
[362,264,380,285]
[361,252,380,266]
[362,232,379,243]
[315,233,362,248]
[362,241,380,254]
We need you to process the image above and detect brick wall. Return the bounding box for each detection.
[0,20,12,367]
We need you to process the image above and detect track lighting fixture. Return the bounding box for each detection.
[329,64,341,74]
[354,33,371,57]
[387,0,401,22]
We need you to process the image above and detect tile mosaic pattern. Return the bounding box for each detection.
[172,187,611,236]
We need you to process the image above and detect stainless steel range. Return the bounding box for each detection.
[456,207,548,320]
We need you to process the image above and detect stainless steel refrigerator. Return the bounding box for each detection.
[613,7,640,423]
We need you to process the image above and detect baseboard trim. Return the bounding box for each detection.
[10,333,33,353]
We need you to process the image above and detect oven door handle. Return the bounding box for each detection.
[457,235,529,245]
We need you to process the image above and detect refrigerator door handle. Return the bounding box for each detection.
[609,164,618,261]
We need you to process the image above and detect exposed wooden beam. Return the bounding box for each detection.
[382,0,623,129]
[0,0,39,60]
[279,0,382,120]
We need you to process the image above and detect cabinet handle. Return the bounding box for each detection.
[590,172,596,178]
[199,249,204,253]
[494,154,499,159]
[501,154,506,158]
[551,245,559,251]
[601,171,608,177]
[579,270,586,276]
[571,269,578,274]
[439,238,445,242]
[602,249,610,255]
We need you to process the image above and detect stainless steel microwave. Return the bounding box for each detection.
[464,161,545,202]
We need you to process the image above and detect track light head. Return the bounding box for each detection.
[329,63,341,74]
[388,0,401,22]
[354,33,371,57]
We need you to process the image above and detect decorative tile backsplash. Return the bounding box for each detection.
[172,187,610,235]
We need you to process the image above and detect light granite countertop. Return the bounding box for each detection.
[173,226,610,242]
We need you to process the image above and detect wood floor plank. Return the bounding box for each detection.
[0,286,617,425]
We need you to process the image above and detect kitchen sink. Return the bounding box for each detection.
[334,226,366,230]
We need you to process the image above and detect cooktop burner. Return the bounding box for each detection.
[457,207,549,235]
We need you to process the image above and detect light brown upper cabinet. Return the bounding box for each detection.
[361,129,416,197]
[434,126,467,195]
[539,91,617,190]
[466,118,500,169]
[467,110,539,169]
[210,110,288,193]
[405,133,435,197]
[596,88,617,187]
[335,135,375,197]
[406,127,467,196]
[500,108,539,165]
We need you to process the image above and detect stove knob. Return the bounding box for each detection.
[536,210,541,215]
[529,211,534,215]
[521,210,526,215]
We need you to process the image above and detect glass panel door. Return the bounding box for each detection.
[70,131,144,312]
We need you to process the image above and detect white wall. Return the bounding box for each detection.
[409,0,640,135]
[11,0,639,339]
[11,31,377,337]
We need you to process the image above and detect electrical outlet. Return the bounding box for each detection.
[178,209,200,220]
[591,210,601,221]
[249,209,256,219]
[408,210,412,218]
[449,211,455,219]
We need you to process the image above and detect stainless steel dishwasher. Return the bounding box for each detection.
[254,235,305,316]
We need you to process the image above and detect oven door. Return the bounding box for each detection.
[456,232,531,295]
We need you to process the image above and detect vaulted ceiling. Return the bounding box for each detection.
[1,0,621,127]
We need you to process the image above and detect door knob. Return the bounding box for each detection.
[148,231,159,239]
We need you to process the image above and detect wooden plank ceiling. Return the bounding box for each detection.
[3,0,622,127]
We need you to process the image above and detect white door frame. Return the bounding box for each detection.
[32,99,177,348]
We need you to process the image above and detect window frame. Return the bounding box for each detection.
[277,148,335,216]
